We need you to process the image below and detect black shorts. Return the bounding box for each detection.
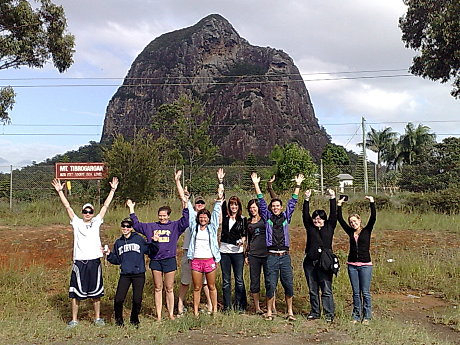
[69,258,104,300]
[149,257,177,273]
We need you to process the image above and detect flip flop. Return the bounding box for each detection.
[286,315,296,321]
[264,315,274,321]
[255,310,264,315]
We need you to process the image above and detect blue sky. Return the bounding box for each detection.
[1,0,458,168]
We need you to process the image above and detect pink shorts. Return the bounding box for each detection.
[190,258,217,273]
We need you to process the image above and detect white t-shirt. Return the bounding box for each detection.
[70,214,103,260]
[193,228,213,258]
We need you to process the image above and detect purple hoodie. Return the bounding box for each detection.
[130,208,189,260]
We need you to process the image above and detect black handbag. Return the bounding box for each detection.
[319,248,340,276]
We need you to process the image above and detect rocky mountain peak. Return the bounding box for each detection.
[101,14,330,161]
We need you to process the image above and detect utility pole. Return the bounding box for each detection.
[362,117,369,193]
[320,158,324,194]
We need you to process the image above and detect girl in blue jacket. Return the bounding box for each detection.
[106,218,159,326]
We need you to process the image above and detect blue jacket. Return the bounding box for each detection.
[107,232,158,275]
[187,201,222,263]
[258,194,298,250]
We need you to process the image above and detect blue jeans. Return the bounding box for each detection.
[347,264,373,320]
[303,258,334,318]
[220,253,247,311]
[266,254,294,298]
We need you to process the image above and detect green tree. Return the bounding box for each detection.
[400,136,460,191]
[358,127,398,169]
[153,95,219,181]
[321,143,350,166]
[270,143,317,191]
[0,0,75,123]
[243,152,257,190]
[399,0,460,98]
[0,87,15,124]
[397,123,436,165]
[103,131,170,202]
[321,150,340,188]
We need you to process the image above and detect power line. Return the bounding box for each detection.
[2,133,460,137]
[0,69,409,81]
[0,74,414,88]
[6,119,460,128]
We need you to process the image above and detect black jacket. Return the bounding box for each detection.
[338,202,376,263]
[220,200,247,245]
[303,198,337,261]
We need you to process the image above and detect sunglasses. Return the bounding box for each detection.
[121,224,132,229]
[195,200,205,205]
[82,209,94,215]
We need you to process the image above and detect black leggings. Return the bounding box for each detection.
[114,273,145,325]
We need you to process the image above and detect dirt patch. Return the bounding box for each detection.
[381,293,459,344]
[167,321,349,345]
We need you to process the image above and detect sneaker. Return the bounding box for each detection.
[351,320,359,324]
[307,314,320,320]
[325,316,334,323]
[94,318,105,326]
[362,319,370,325]
[67,320,78,329]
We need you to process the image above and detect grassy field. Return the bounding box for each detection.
[0,197,459,345]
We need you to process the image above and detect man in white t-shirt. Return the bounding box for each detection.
[52,177,118,328]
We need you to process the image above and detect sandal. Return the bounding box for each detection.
[286,315,296,321]
[255,310,264,315]
[264,315,274,321]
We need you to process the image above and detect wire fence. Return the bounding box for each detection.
[0,164,399,209]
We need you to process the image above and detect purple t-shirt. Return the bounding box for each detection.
[130,208,189,260]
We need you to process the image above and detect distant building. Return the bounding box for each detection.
[337,173,354,193]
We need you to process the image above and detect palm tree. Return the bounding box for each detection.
[397,123,436,165]
[358,127,398,169]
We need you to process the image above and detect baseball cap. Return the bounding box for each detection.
[82,203,94,211]
[195,196,206,204]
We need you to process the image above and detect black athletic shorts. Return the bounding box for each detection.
[69,258,104,300]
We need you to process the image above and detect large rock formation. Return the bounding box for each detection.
[101,14,329,160]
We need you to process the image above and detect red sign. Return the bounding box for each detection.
[55,163,108,180]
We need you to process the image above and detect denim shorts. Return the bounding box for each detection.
[266,253,294,298]
[149,257,177,273]
[191,258,217,273]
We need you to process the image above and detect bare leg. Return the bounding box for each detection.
[205,270,218,313]
[203,284,212,312]
[164,270,176,320]
[266,296,274,317]
[177,283,189,314]
[192,270,203,316]
[93,297,101,319]
[285,295,294,316]
[252,292,262,313]
[272,294,277,315]
[152,270,164,321]
[71,298,80,321]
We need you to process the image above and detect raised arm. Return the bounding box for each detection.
[126,199,149,237]
[174,170,188,209]
[302,189,313,228]
[51,178,75,220]
[251,172,262,195]
[267,175,277,199]
[293,174,305,196]
[337,196,353,234]
[365,196,376,230]
[99,177,119,219]
[327,188,337,228]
